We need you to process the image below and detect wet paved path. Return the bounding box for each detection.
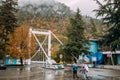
[0,64,120,80]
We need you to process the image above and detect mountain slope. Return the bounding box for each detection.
[18,0,74,21]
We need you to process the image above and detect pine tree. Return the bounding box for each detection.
[0,0,18,63]
[94,0,120,51]
[63,9,89,62]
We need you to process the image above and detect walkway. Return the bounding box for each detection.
[0,64,120,80]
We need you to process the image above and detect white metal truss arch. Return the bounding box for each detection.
[28,28,63,65]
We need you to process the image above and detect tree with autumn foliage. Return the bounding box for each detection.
[7,25,35,65]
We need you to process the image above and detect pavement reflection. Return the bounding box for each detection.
[0,64,120,80]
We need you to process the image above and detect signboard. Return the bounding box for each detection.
[59,54,63,59]
[92,57,96,62]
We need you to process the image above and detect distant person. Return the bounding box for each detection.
[81,64,89,79]
[72,63,79,79]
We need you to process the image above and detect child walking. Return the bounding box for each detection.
[81,65,88,80]
[72,63,79,79]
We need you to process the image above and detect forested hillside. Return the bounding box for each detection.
[18,0,74,21]
[11,0,108,60]
[18,0,107,39]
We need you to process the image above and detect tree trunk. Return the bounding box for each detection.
[20,57,23,66]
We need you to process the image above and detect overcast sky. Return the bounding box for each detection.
[55,0,99,18]
[18,0,103,18]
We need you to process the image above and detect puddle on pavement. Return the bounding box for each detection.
[0,64,120,80]
[94,75,120,80]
